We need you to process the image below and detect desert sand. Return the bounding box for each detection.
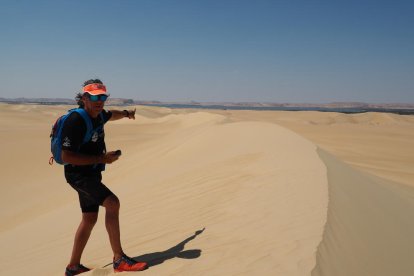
[0,103,413,276]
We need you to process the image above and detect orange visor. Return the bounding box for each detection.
[83,83,107,95]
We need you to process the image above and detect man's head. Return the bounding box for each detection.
[78,79,109,117]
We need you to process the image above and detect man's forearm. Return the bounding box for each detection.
[109,109,136,121]
[61,150,103,165]
[109,109,129,121]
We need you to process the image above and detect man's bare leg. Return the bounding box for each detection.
[68,212,98,266]
[102,195,123,260]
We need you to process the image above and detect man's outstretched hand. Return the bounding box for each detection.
[126,108,136,120]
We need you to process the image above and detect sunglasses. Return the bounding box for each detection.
[86,93,109,102]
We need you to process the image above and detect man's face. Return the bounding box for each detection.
[82,93,105,117]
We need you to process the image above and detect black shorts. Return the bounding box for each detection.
[65,171,115,213]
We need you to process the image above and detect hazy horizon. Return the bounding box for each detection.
[1,0,413,103]
[1,97,413,106]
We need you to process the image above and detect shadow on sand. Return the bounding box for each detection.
[104,228,205,269]
[134,228,205,267]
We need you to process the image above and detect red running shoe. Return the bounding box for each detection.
[113,254,148,272]
[65,264,90,276]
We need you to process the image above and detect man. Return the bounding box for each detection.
[61,79,147,275]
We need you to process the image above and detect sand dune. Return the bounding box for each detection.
[209,109,414,186]
[0,104,413,275]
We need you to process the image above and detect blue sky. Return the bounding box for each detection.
[1,0,413,103]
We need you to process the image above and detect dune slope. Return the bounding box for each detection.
[312,149,414,276]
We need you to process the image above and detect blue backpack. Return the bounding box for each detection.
[49,108,103,165]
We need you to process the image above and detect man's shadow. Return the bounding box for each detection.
[104,228,205,269]
[133,228,205,267]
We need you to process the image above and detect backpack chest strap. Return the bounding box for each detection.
[74,109,104,144]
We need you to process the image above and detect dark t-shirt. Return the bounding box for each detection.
[61,109,112,173]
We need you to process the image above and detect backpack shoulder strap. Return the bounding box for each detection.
[73,108,94,144]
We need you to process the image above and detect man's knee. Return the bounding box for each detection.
[82,212,98,227]
[103,195,120,212]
